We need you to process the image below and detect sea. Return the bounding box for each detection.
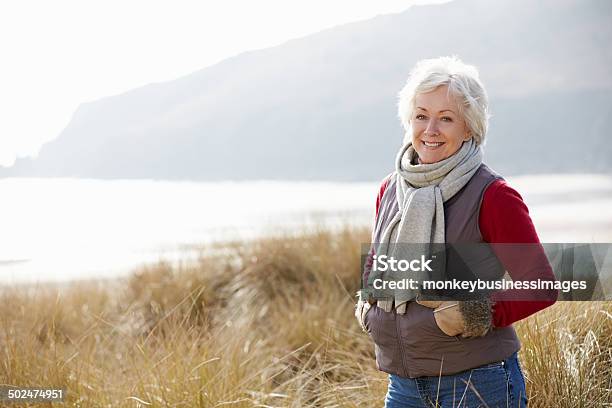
[1,174,611,285]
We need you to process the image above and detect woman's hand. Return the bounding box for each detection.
[417,298,494,337]
[432,302,464,336]
[414,298,444,309]
[355,299,372,333]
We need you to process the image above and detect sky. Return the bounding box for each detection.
[0,0,451,167]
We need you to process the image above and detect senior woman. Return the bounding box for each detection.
[356,56,558,407]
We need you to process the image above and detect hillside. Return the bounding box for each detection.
[3,0,611,180]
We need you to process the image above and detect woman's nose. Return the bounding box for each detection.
[424,119,440,136]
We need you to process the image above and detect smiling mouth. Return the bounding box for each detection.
[422,141,445,148]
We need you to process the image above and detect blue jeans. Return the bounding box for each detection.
[384,351,528,407]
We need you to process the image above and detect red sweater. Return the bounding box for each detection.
[373,176,558,327]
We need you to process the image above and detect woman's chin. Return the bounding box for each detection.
[418,154,444,164]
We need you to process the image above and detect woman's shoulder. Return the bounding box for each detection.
[475,162,524,205]
[480,178,540,243]
[379,172,395,193]
[377,172,396,200]
[482,178,526,207]
[375,172,395,216]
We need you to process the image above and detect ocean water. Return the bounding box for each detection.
[1,175,611,284]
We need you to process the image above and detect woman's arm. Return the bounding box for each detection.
[362,175,391,288]
[479,179,559,327]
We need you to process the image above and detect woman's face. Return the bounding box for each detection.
[410,85,472,164]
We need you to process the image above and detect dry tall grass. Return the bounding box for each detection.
[1,227,610,407]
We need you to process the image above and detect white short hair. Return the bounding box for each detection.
[397,56,490,145]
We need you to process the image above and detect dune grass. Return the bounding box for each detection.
[1,226,610,407]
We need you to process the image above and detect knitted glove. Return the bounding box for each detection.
[458,298,494,337]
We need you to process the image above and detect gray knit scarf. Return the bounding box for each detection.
[370,138,483,313]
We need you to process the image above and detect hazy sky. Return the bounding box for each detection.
[0,0,451,167]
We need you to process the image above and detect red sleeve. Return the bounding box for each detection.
[479,179,558,327]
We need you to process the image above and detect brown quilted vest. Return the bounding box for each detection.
[363,163,521,378]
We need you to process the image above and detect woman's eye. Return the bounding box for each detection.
[415,114,426,120]
[441,116,453,122]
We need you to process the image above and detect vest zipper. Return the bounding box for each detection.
[395,310,410,377]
